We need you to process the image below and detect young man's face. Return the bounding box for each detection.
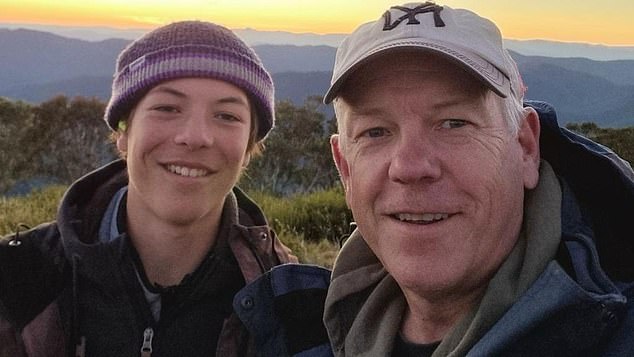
[331,52,540,302]
[117,77,252,226]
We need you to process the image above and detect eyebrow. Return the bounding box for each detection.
[216,96,249,107]
[147,85,187,98]
[147,85,250,107]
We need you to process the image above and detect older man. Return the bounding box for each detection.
[323,2,634,356]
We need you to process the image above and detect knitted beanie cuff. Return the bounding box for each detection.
[106,44,273,139]
[104,21,275,140]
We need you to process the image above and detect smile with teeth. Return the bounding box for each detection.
[166,164,209,178]
[394,213,449,225]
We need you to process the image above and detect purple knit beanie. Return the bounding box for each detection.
[104,21,274,140]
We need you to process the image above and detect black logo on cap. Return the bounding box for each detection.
[383,2,445,31]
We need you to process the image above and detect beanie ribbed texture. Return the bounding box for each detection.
[104,21,274,140]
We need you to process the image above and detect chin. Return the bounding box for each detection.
[387,254,455,287]
[160,206,210,225]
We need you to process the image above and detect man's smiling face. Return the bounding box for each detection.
[331,51,540,300]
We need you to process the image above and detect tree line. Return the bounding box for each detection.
[1,95,633,197]
[0,95,339,196]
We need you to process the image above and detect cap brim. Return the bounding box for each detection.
[324,43,510,104]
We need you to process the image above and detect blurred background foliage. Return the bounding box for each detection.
[1,95,633,267]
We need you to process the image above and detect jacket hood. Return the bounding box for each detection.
[528,101,634,282]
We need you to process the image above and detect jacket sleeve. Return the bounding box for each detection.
[234,264,334,356]
[0,223,67,329]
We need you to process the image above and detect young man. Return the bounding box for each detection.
[0,21,331,356]
[324,3,634,356]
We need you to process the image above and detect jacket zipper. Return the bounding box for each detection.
[141,327,154,357]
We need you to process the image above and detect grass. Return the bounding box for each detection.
[0,185,66,236]
[1,185,343,268]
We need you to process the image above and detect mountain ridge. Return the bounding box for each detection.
[2,23,634,61]
[0,28,632,127]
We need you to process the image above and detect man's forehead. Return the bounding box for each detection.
[341,54,487,102]
[343,51,481,92]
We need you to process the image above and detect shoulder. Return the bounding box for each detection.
[234,264,333,356]
[227,187,299,280]
[1,222,68,328]
[1,222,65,269]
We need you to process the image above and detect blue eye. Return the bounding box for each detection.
[442,119,468,129]
[365,127,387,138]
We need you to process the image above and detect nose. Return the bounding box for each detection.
[388,132,441,184]
[173,112,214,150]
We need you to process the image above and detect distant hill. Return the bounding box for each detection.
[0,73,332,111]
[0,28,337,103]
[3,75,112,102]
[273,71,332,104]
[512,53,634,87]
[512,52,634,126]
[0,28,126,87]
[251,45,336,73]
[0,28,633,127]
[505,39,634,62]
[3,22,634,61]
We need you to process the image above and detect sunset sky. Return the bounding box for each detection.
[1,0,633,45]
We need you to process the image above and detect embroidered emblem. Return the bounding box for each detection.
[383,2,445,31]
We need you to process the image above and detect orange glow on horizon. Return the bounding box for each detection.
[1,0,632,45]
[1,2,153,29]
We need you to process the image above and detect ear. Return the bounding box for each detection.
[116,130,128,156]
[331,134,350,192]
[242,153,251,168]
[518,107,541,189]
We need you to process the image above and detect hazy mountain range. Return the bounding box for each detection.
[1,26,633,127]
[3,22,634,61]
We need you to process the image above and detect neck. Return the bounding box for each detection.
[125,195,224,287]
[399,286,485,344]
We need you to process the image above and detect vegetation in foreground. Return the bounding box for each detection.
[0,185,349,268]
[2,95,634,268]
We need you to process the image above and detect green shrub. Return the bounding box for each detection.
[249,186,353,243]
[276,226,339,268]
[1,185,343,267]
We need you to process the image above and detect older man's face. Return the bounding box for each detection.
[331,52,540,302]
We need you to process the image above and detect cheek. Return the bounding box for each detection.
[463,134,519,179]
[446,136,524,210]
[217,134,251,164]
[465,147,526,223]
[127,120,173,152]
[345,155,386,218]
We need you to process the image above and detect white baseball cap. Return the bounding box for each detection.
[323,2,524,104]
